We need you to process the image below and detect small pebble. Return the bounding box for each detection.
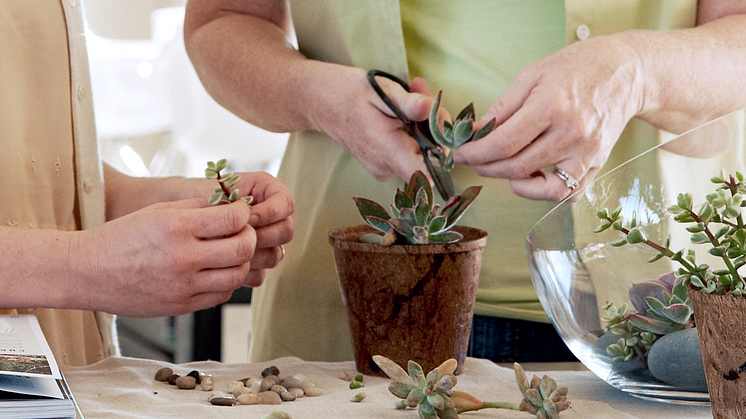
[237,393,262,405]
[233,386,252,397]
[265,374,281,385]
[209,394,237,406]
[288,388,304,398]
[262,366,280,378]
[187,370,209,384]
[260,379,275,392]
[293,374,309,383]
[154,367,173,381]
[280,391,296,402]
[258,391,283,405]
[175,376,197,390]
[201,376,215,391]
[167,374,180,385]
[227,380,245,393]
[270,384,287,395]
[280,378,302,389]
[304,386,323,397]
[250,381,262,394]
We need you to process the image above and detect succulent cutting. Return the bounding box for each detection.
[204,159,253,206]
[373,355,570,419]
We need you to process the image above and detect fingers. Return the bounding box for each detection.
[508,165,598,203]
[186,200,252,239]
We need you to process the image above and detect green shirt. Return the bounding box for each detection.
[249,0,697,363]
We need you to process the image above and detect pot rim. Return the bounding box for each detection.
[328,224,487,254]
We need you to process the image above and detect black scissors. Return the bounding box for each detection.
[367,69,456,201]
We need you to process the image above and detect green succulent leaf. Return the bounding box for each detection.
[364,216,392,234]
[406,171,434,208]
[452,119,473,147]
[428,91,450,148]
[471,119,496,143]
[428,231,463,243]
[442,186,482,230]
[394,189,415,211]
[354,197,391,222]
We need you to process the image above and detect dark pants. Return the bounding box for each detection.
[467,314,578,363]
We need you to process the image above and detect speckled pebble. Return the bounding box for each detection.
[209,393,237,406]
[154,367,173,381]
[270,384,287,395]
[167,374,180,385]
[201,376,215,391]
[260,379,275,392]
[304,386,323,397]
[280,391,296,402]
[288,388,304,398]
[227,380,245,393]
[233,385,252,397]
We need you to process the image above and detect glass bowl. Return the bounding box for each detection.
[526,108,746,405]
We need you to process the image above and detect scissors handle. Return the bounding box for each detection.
[366,70,456,201]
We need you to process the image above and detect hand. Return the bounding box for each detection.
[311,67,435,182]
[229,171,295,287]
[453,35,643,202]
[76,199,257,317]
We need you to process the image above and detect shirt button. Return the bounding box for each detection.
[84,179,92,193]
[77,86,86,100]
[575,24,590,40]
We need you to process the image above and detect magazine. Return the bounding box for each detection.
[0,314,80,419]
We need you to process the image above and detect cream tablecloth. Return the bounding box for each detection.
[62,356,713,419]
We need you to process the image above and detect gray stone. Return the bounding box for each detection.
[647,328,707,392]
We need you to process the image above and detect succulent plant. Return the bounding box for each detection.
[204,159,253,206]
[601,273,694,363]
[595,169,746,297]
[353,170,481,245]
[428,91,496,171]
[372,355,571,419]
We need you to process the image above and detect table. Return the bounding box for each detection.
[62,356,713,419]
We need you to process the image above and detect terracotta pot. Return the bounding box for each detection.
[688,287,746,418]
[328,224,487,376]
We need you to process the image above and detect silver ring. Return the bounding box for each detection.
[553,168,579,190]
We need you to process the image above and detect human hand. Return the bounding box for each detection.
[312,67,435,182]
[76,199,258,317]
[228,171,295,287]
[453,35,643,202]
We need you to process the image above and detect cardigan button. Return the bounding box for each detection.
[83,179,92,193]
[575,24,590,40]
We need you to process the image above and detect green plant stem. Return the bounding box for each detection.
[609,220,704,282]
[686,208,743,286]
[456,401,521,414]
[726,175,745,230]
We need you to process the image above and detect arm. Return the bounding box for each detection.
[0,199,256,317]
[183,0,433,182]
[453,0,746,201]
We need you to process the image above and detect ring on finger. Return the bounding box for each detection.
[553,167,579,190]
[279,245,286,262]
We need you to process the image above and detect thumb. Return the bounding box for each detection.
[186,200,252,239]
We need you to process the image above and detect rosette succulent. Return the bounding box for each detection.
[204,159,253,206]
[372,355,571,419]
[353,170,481,246]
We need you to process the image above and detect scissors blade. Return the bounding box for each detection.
[414,122,456,201]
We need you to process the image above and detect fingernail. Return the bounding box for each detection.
[453,150,465,164]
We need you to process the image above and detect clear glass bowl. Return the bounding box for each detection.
[526,108,746,405]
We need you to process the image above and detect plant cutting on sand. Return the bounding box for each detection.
[373,355,571,419]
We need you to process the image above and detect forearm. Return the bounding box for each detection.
[0,227,87,310]
[184,1,349,133]
[104,164,185,220]
[628,14,746,132]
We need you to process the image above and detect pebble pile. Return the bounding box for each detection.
[153,365,322,407]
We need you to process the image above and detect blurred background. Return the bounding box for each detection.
[81,0,289,364]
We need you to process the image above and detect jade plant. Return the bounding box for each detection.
[595,170,745,362]
[204,159,253,206]
[373,355,571,419]
[353,170,481,245]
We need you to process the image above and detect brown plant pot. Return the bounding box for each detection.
[328,224,487,376]
[688,287,746,419]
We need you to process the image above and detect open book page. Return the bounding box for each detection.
[0,315,64,399]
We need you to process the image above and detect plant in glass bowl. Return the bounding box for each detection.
[525,108,746,413]
[328,95,491,376]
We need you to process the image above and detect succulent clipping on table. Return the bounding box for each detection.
[595,169,746,296]
[353,170,481,246]
[204,159,253,206]
[372,355,571,419]
[428,91,496,171]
